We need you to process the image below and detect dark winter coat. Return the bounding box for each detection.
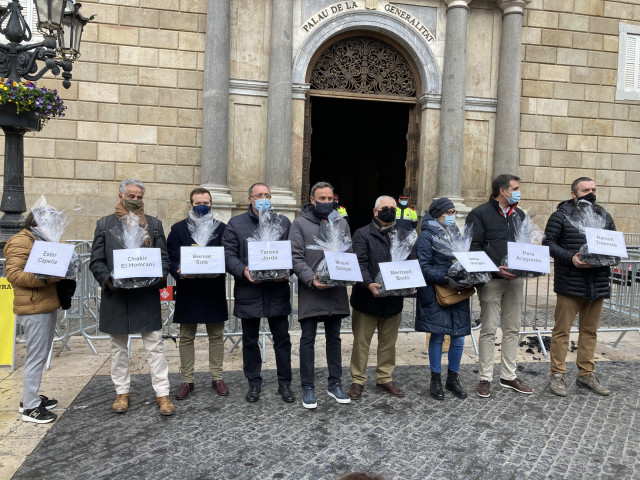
[542,199,615,300]
[415,214,471,336]
[221,206,292,319]
[89,213,170,335]
[166,217,228,324]
[350,220,412,319]
[289,204,351,320]
[466,196,525,274]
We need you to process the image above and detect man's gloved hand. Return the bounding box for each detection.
[443,275,469,291]
[151,276,168,289]
[103,276,117,291]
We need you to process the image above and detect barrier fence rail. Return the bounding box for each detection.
[6,241,640,368]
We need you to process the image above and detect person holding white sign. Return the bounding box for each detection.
[167,188,229,401]
[466,174,532,398]
[415,198,471,401]
[543,177,615,397]
[222,183,295,404]
[89,179,174,416]
[289,181,352,409]
[4,211,65,424]
[348,196,412,400]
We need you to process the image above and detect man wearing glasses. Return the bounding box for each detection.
[222,183,294,404]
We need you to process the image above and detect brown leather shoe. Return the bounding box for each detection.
[376,381,405,397]
[112,393,129,413]
[349,383,364,400]
[175,382,194,400]
[212,379,229,396]
[156,396,175,416]
[500,377,533,394]
[476,380,491,398]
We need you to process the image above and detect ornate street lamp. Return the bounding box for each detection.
[0,0,93,249]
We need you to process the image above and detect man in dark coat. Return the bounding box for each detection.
[349,195,410,401]
[167,187,229,401]
[289,181,352,409]
[543,177,615,397]
[89,178,174,416]
[221,182,294,404]
[466,174,531,398]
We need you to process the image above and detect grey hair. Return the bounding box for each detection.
[119,178,145,195]
[248,182,269,197]
[374,195,396,209]
[310,181,333,198]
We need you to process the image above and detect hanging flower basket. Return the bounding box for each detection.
[0,78,66,131]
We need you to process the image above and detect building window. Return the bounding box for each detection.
[616,22,640,101]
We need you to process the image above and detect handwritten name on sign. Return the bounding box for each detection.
[324,251,363,282]
[507,242,551,274]
[247,240,293,271]
[180,246,225,275]
[24,241,75,277]
[113,248,163,279]
[379,259,426,291]
[452,251,499,273]
[584,227,628,257]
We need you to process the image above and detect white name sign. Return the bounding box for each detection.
[378,259,426,290]
[24,241,75,277]
[584,227,628,257]
[324,251,363,282]
[507,242,551,274]
[247,240,292,271]
[180,246,225,274]
[113,248,162,279]
[453,251,499,273]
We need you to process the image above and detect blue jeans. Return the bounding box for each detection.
[428,334,465,374]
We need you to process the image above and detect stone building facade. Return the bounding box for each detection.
[3,0,639,237]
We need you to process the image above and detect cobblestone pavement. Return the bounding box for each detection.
[12,361,640,480]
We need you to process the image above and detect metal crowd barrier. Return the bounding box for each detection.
[7,242,640,367]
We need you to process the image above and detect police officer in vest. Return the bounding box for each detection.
[395,195,418,231]
[333,194,349,224]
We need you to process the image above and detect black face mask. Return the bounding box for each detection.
[577,192,596,204]
[377,208,396,223]
[314,201,334,218]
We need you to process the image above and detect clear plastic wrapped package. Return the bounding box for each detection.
[248,210,290,281]
[110,213,159,288]
[307,211,354,287]
[182,210,222,278]
[564,202,620,267]
[29,195,82,280]
[501,214,546,278]
[432,224,492,288]
[375,229,418,296]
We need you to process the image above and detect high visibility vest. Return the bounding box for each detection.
[396,206,418,230]
[337,206,348,218]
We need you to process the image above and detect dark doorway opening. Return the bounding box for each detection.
[308,97,411,232]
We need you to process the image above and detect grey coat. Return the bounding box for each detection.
[289,204,351,320]
[89,213,170,335]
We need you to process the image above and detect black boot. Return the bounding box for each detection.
[430,372,444,401]
[445,369,468,399]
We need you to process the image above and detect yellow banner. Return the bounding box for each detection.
[0,277,16,367]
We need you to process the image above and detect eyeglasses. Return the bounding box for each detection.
[444,209,456,215]
[377,206,395,212]
[251,194,272,199]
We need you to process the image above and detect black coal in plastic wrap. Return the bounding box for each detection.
[110,213,159,289]
[376,229,418,296]
[565,201,621,267]
[308,210,354,286]
[248,210,291,281]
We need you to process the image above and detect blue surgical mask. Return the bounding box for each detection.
[400,200,408,207]
[254,199,271,213]
[507,190,521,205]
[192,205,211,217]
[443,215,456,226]
[314,201,334,218]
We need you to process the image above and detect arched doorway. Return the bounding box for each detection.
[302,35,421,231]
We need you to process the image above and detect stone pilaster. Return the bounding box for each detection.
[201,0,235,221]
[435,0,472,212]
[265,0,298,218]
[494,0,530,177]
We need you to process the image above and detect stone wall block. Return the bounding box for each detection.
[574,0,604,16]
[78,122,119,142]
[521,148,551,166]
[24,139,55,158]
[76,161,115,180]
[613,120,638,138]
[596,169,626,187]
[557,48,588,66]
[603,2,634,20]
[520,131,537,148]
[177,70,204,90]
[523,80,554,97]
[99,25,139,46]
[139,28,179,49]
[584,85,615,103]
[526,10,559,28]
[553,83,584,100]
[573,32,603,51]
[522,27,542,45]
[97,143,138,163]
[119,7,159,27]
[97,64,139,85]
[63,101,98,122]
[582,152,611,169]
[82,43,119,64]
[78,83,120,103]
[551,117,583,134]
[628,138,640,155]
[558,13,589,32]
[582,118,614,136]
[119,46,159,67]
[609,187,639,204]
[119,86,159,106]
[158,50,199,70]
[55,140,97,161]
[139,106,178,126]
[158,11,199,32]
[550,150,581,167]
[32,159,75,179]
[38,120,77,140]
[176,147,201,166]
[98,104,139,124]
[157,88,198,109]
[178,109,203,128]
[540,65,571,82]
[534,167,566,184]
[116,163,155,182]
[612,154,640,170]
[154,165,195,184]
[522,63,541,80]
[525,45,557,64]
[587,51,618,69]
[158,127,198,147]
[138,145,177,165]
[537,98,569,116]
[567,135,598,151]
[603,35,619,52]
[118,125,158,144]
[625,171,640,187]
[564,168,596,184]
[139,67,178,88]
[570,66,602,84]
[179,32,206,51]
[589,16,619,35]
[543,0,574,12]
[598,137,628,154]
[541,29,572,48]
[568,101,599,118]
[179,0,207,13]
[521,114,552,132]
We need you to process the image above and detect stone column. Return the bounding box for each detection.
[201,0,235,220]
[264,0,298,218]
[435,0,471,211]
[494,0,530,176]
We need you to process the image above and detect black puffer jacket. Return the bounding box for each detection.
[350,220,414,319]
[221,206,292,319]
[542,199,615,300]
[466,196,525,272]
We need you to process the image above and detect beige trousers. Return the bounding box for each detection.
[350,309,402,385]
[110,331,170,397]
[477,278,523,382]
[179,322,225,383]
